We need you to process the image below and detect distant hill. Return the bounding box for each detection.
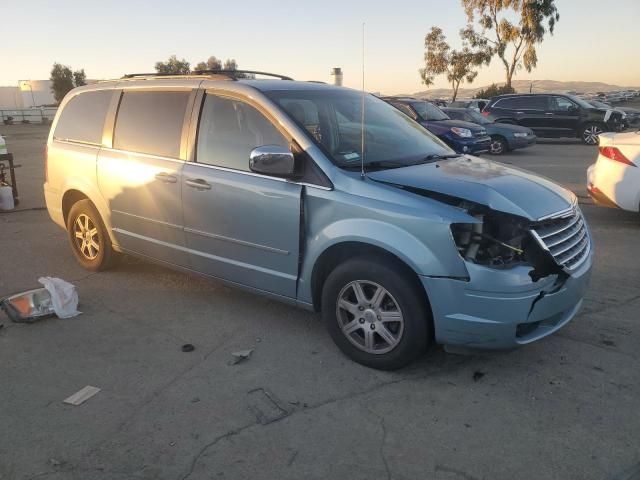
[402,80,640,100]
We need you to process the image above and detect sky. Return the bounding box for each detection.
[3,0,640,95]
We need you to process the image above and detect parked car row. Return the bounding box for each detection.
[384,91,632,153]
[581,90,640,104]
[381,97,493,155]
[482,93,626,145]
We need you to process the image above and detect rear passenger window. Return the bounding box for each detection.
[196,94,288,171]
[54,90,113,145]
[494,96,548,110]
[114,91,190,158]
[521,96,549,110]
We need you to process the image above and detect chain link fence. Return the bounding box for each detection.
[1,108,57,125]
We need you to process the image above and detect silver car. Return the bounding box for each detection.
[44,71,593,370]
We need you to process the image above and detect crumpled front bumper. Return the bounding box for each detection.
[421,254,592,350]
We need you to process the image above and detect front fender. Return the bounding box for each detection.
[297,217,467,305]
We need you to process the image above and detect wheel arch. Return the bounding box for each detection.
[60,183,117,246]
[62,189,90,225]
[309,241,432,315]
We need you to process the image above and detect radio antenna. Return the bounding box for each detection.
[360,22,366,179]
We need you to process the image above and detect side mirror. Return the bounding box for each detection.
[249,145,296,177]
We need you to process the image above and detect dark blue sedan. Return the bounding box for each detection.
[443,107,537,155]
[383,98,492,155]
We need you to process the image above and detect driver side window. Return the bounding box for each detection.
[552,96,577,112]
[196,94,288,171]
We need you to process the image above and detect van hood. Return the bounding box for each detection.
[367,156,575,221]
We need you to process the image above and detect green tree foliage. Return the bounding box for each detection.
[473,83,515,98]
[73,69,86,87]
[194,56,223,71]
[223,59,238,71]
[419,27,491,101]
[50,63,86,104]
[461,0,560,88]
[154,55,191,74]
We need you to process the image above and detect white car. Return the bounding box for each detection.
[587,131,640,212]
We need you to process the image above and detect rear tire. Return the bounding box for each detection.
[321,256,431,370]
[66,199,118,271]
[581,123,604,145]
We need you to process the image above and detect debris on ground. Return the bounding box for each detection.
[38,277,80,318]
[0,277,80,323]
[63,386,101,406]
[48,458,65,468]
[181,344,195,352]
[247,388,289,425]
[229,349,254,365]
[472,371,486,382]
[1,288,56,322]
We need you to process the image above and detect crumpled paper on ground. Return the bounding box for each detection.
[38,277,81,318]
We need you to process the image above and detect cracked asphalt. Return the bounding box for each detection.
[1,124,639,480]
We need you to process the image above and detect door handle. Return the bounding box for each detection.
[516,111,525,114]
[185,178,212,190]
[155,172,177,183]
[545,112,555,116]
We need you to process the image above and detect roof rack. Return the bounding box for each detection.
[121,70,293,81]
[192,69,293,80]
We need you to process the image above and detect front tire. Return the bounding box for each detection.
[321,256,431,370]
[581,123,603,145]
[489,136,508,155]
[66,199,117,271]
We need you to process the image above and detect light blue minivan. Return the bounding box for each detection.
[44,71,592,369]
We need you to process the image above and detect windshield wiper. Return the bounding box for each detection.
[420,153,462,162]
[337,160,408,170]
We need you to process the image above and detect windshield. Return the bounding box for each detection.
[448,101,469,108]
[411,101,450,121]
[465,110,492,124]
[266,89,454,169]
[566,95,594,109]
[589,100,611,109]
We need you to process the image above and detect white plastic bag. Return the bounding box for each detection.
[37,277,81,318]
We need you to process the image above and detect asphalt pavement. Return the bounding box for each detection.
[0,122,638,480]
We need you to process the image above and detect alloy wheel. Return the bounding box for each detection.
[336,280,404,355]
[583,125,603,145]
[73,213,100,260]
[490,139,505,154]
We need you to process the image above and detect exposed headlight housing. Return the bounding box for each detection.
[448,202,562,279]
[451,127,473,138]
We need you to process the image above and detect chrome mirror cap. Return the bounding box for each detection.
[249,145,295,177]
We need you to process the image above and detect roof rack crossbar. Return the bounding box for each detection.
[192,69,293,80]
[121,70,293,81]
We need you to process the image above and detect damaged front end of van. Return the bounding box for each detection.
[368,156,593,350]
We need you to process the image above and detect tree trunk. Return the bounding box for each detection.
[505,67,513,89]
[452,80,460,101]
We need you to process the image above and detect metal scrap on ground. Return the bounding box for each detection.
[229,349,254,365]
[63,386,101,406]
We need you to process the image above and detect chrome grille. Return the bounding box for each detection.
[530,206,590,271]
